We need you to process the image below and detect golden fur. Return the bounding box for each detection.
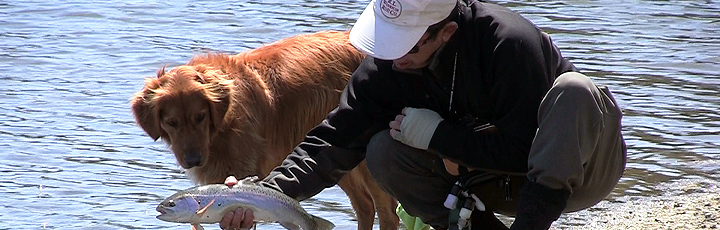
[131,31,398,230]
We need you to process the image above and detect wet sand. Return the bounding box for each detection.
[490,178,720,229]
[553,178,720,229]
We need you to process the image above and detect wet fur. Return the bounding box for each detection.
[131,31,398,230]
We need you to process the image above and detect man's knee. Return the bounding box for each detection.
[541,72,603,118]
[365,130,451,191]
[552,72,597,97]
[366,130,400,184]
[555,71,593,86]
[366,131,456,228]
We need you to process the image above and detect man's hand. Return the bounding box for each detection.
[389,107,444,150]
[443,159,460,176]
[219,176,255,230]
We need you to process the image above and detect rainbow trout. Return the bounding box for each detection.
[156,177,334,230]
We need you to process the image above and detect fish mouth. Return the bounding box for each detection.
[156,205,168,216]
[155,206,167,214]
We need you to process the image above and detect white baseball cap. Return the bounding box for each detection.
[349,0,457,60]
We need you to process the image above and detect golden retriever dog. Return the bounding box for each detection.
[131,31,398,230]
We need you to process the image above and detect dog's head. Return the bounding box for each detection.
[131,65,232,169]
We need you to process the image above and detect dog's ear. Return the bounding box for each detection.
[209,93,230,133]
[156,66,166,78]
[131,78,164,141]
[202,72,232,133]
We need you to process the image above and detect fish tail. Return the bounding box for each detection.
[311,214,335,230]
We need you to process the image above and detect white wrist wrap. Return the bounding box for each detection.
[394,108,444,150]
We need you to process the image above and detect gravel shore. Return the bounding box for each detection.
[552,178,720,230]
[489,178,720,229]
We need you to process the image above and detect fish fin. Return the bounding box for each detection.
[311,214,335,230]
[191,223,205,230]
[279,222,301,230]
[196,198,215,215]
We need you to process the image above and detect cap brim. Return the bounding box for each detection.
[349,2,427,60]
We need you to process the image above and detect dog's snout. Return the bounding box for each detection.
[185,151,202,168]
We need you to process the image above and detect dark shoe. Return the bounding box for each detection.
[509,180,570,230]
[470,209,509,230]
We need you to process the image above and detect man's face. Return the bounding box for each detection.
[392,32,444,70]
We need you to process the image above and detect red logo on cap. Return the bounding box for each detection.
[380,0,402,19]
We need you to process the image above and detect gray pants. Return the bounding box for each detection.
[364,72,626,227]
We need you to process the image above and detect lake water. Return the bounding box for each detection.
[1,0,718,229]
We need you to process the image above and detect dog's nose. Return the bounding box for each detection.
[185,151,202,168]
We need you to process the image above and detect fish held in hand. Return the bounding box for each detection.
[156,178,334,230]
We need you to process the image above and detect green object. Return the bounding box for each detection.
[396,203,431,230]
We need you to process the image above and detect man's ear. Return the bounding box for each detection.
[441,22,459,42]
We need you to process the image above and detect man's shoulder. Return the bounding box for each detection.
[353,57,395,78]
[464,1,539,34]
[348,57,401,89]
[467,1,521,16]
[458,1,543,52]
[472,1,515,14]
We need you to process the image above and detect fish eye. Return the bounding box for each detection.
[166,200,176,207]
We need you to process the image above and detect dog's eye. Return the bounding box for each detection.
[196,114,205,124]
[166,120,178,128]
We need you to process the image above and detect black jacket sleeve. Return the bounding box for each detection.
[260,58,400,200]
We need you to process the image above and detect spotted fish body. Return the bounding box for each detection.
[156,179,334,230]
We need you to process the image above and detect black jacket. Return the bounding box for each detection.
[261,1,577,200]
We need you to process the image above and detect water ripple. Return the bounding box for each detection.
[1,0,719,229]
